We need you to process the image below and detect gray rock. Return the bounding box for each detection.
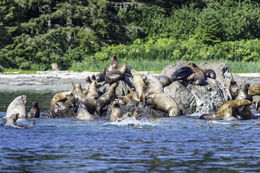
[161,60,188,77]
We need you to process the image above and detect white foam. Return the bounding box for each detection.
[109,117,158,127]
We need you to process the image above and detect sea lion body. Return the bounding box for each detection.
[5,113,19,127]
[56,94,76,111]
[76,103,94,120]
[249,84,260,96]
[229,79,240,100]
[187,72,206,85]
[203,69,216,79]
[236,83,252,101]
[170,67,194,82]
[72,82,88,102]
[144,75,163,95]
[117,89,139,104]
[131,69,145,102]
[95,68,107,82]
[108,54,120,71]
[27,101,40,118]
[147,92,179,117]
[105,70,124,84]
[110,101,122,122]
[4,95,27,120]
[157,75,172,87]
[186,61,204,75]
[200,99,252,120]
[50,90,74,108]
[96,82,118,114]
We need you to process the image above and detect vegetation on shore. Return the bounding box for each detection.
[0,0,260,71]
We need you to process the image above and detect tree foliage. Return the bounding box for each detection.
[0,0,260,70]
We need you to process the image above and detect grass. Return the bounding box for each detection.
[69,58,260,73]
[2,59,259,74]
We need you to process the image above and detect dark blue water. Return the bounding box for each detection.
[1,113,260,172]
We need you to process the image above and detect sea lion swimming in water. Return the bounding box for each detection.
[200,99,252,121]
[4,95,27,121]
[27,101,40,118]
[76,103,94,120]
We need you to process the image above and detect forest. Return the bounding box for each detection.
[0,0,260,71]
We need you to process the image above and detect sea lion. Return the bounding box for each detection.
[186,61,204,75]
[51,63,60,71]
[56,93,76,111]
[229,79,240,100]
[29,120,36,127]
[27,101,40,118]
[110,100,122,122]
[157,75,172,87]
[203,69,216,79]
[170,66,194,83]
[72,82,88,102]
[50,90,74,108]
[187,72,206,85]
[146,92,179,117]
[249,84,260,96]
[116,89,139,104]
[105,70,124,84]
[236,83,252,101]
[76,103,94,120]
[235,105,253,120]
[95,68,107,82]
[143,75,163,95]
[200,99,252,120]
[4,95,27,120]
[84,76,92,89]
[84,80,99,114]
[108,54,120,71]
[96,82,118,115]
[133,108,141,120]
[5,113,19,127]
[131,69,145,102]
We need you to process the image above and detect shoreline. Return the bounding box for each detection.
[0,71,259,91]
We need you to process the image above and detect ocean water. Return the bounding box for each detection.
[1,92,260,172]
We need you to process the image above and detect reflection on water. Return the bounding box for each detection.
[1,116,260,172]
[0,90,57,112]
[1,91,260,172]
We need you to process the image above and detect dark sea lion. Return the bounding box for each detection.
[27,101,40,118]
[95,68,107,82]
[200,99,252,121]
[96,82,118,115]
[146,92,179,117]
[186,61,204,75]
[203,69,216,79]
[157,75,172,87]
[170,66,194,83]
[4,95,27,120]
[76,103,94,120]
[131,69,145,102]
[187,72,206,85]
[110,100,122,122]
[235,105,253,120]
[236,83,252,101]
[108,54,120,71]
[105,70,124,84]
[229,79,240,100]
[249,84,260,96]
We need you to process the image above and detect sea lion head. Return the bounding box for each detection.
[187,61,198,68]
[32,101,38,107]
[16,95,27,105]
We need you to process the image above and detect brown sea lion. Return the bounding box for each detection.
[229,79,240,100]
[235,105,253,120]
[84,76,92,90]
[116,89,140,104]
[186,61,204,75]
[203,69,216,79]
[4,95,27,120]
[146,92,179,117]
[143,75,163,95]
[157,75,172,87]
[133,108,141,120]
[236,83,252,101]
[187,72,206,85]
[27,101,40,118]
[50,90,75,108]
[56,93,76,111]
[110,100,122,122]
[108,54,120,71]
[200,99,252,121]
[76,103,94,120]
[249,84,260,96]
[96,82,118,115]
[72,82,88,102]
[131,69,145,102]
[29,120,36,127]
[95,68,107,82]
[105,70,124,84]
